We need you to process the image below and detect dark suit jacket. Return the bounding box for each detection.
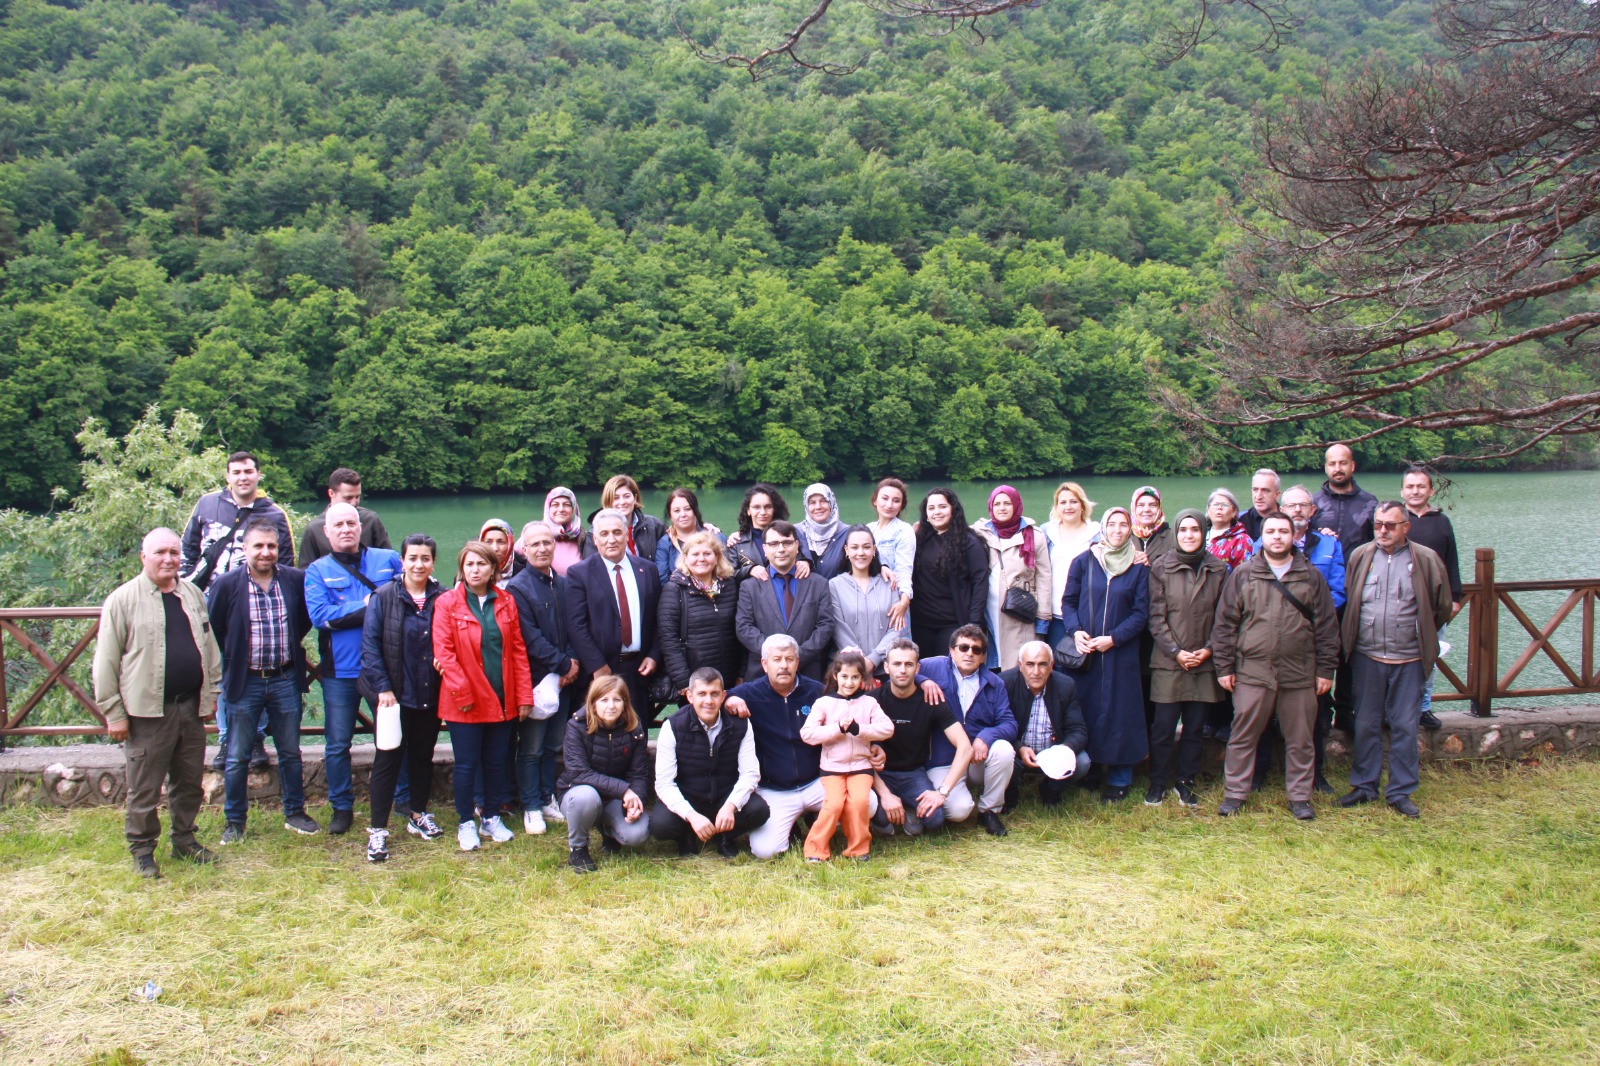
[1001,667,1089,754]
[206,564,313,705]
[505,565,575,678]
[735,571,834,680]
[563,553,661,674]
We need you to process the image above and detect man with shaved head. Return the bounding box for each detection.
[1313,444,1378,557]
[94,528,223,878]
[304,502,402,834]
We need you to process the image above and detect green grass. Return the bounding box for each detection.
[2,762,1598,1065]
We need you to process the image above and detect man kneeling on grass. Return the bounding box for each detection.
[869,639,973,838]
[649,668,769,858]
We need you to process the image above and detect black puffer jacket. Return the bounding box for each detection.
[658,570,744,693]
[557,712,650,800]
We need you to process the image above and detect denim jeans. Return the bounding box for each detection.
[319,676,365,813]
[215,697,267,748]
[515,699,571,811]
[448,719,515,823]
[1421,622,1449,714]
[223,675,305,825]
[869,768,948,836]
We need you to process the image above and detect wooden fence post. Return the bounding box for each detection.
[1472,547,1497,717]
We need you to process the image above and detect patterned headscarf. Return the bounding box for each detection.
[1130,485,1166,542]
[798,483,844,557]
[543,487,583,542]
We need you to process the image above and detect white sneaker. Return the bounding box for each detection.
[366,827,389,863]
[541,802,565,824]
[481,814,514,843]
[457,820,481,852]
[407,811,444,840]
[523,809,546,836]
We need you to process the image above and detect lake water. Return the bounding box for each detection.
[348,471,1598,707]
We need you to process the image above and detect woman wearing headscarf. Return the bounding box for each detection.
[1042,481,1101,651]
[477,518,525,586]
[1145,509,1227,808]
[973,486,1052,671]
[797,483,849,579]
[1060,507,1150,803]
[1204,488,1252,573]
[543,487,592,576]
[1129,486,1175,566]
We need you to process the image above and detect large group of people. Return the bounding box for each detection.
[92,447,1461,878]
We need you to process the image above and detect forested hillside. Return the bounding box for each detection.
[0,0,1497,507]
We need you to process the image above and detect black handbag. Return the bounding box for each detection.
[1001,584,1038,622]
[1052,637,1088,672]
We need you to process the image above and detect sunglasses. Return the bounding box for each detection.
[953,642,985,654]
[1373,520,1408,531]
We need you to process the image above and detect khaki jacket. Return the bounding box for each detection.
[93,574,222,725]
[1341,540,1453,673]
[1146,551,1229,670]
[1211,552,1340,691]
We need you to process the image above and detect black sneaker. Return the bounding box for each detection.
[1143,787,1164,807]
[678,839,701,858]
[220,823,245,846]
[173,841,217,865]
[1289,801,1315,821]
[210,748,225,771]
[329,809,354,835]
[716,835,740,859]
[1217,798,1244,817]
[1419,710,1442,731]
[1099,785,1129,804]
[600,833,622,854]
[133,853,160,879]
[249,740,270,770]
[1313,774,1335,794]
[568,846,598,873]
[1174,781,1199,808]
[1389,797,1421,819]
[978,811,1008,837]
[1337,789,1377,809]
[284,812,322,835]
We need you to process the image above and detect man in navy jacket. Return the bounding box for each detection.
[563,509,662,723]
[918,624,1017,836]
[206,518,318,840]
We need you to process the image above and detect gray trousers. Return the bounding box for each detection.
[1349,654,1426,802]
[123,694,205,857]
[561,785,651,851]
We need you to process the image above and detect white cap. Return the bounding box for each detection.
[1036,744,1077,780]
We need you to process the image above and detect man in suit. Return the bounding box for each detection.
[206,518,320,842]
[1003,640,1091,809]
[563,508,662,721]
[734,519,834,680]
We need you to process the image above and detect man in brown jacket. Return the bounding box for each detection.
[1337,502,1453,817]
[1211,514,1340,820]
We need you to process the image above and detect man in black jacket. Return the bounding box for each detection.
[205,518,319,842]
[1401,464,1463,731]
[297,467,392,567]
[1004,641,1090,809]
[1313,444,1378,557]
[506,520,582,835]
[649,669,770,857]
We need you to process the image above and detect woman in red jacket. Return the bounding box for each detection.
[433,540,535,852]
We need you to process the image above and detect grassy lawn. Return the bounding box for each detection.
[1,761,1598,1065]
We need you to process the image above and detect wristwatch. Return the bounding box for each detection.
[937,785,950,797]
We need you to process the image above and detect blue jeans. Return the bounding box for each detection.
[215,698,267,748]
[319,676,366,813]
[1421,622,1448,714]
[449,720,515,823]
[223,675,305,825]
[516,699,571,810]
[870,768,948,836]
[1104,764,1134,788]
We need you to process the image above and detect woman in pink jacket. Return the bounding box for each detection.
[800,650,894,862]
[433,540,535,852]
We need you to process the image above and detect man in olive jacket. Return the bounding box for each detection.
[1337,502,1453,818]
[1211,514,1340,821]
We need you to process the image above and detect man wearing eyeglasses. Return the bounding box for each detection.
[735,520,834,681]
[1337,502,1453,818]
[916,625,1017,836]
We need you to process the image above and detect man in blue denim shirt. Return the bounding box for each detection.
[304,503,400,835]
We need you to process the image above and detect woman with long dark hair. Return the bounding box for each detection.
[908,489,988,657]
[829,525,906,672]
[725,483,811,582]
[655,487,723,583]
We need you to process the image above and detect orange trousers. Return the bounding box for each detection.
[804,772,873,860]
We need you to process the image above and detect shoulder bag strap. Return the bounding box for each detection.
[1266,574,1316,626]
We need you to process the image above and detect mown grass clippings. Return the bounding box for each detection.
[0,761,1596,1064]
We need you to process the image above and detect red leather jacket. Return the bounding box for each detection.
[432,585,534,724]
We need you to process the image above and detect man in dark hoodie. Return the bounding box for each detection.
[1400,465,1463,731]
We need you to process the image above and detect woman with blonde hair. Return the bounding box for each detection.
[1043,482,1100,650]
[658,531,744,698]
[558,675,651,872]
[597,474,667,562]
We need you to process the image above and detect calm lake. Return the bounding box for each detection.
[346,471,1597,707]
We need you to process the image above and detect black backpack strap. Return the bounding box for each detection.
[1267,575,1316,625]
[332,552,379,593]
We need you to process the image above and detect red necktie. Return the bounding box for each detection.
[615,563,632,646]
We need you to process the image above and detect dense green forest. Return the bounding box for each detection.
[3,0,1565,509]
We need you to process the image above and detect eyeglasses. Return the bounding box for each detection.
[765,537,798,546]
[1373,520,1407,531]
[953,642,984,654]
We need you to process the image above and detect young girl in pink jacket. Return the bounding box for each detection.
[800,650,894,861]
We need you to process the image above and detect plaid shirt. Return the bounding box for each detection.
[247,574,291,672]
[1023,691,1054,752]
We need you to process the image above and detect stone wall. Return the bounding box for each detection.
[3,705,1598,809]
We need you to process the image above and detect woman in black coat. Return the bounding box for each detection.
[558,675,651,871]
[908,488,989,657]
[658,531,744,698]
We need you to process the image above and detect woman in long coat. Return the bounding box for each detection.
[1060,507,1150,803]
[973,485,1052,671]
